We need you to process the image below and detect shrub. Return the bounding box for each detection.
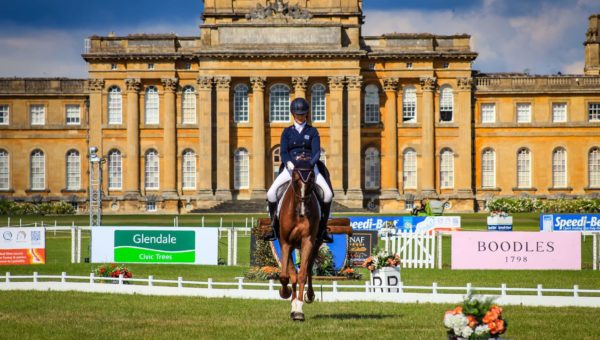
[0,200,76,216]
[487,197,600,214]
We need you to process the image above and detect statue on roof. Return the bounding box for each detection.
[246,0,312,20]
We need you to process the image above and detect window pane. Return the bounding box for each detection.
[402,87,417,122]
[108,150,122,190]
[589,103,600,122]
[403,149,417,189]
[364,85,380,123]
[552,148,567,188]
[182,150,196,189]
[365,147,380,189]
[272,147,281,179]
[270,85,290,122]
[234,149,249,189]
[517,103,531,123]
[482,149,496,188]
[589,148,600,188]
[552,103,567,123]
[66,150,80,190]
[234,84,249,123]
[30,105,45,125]
[31,150,45,190]
[0,105,9,125]
[311,84,327,122]
[66,105,80,125]
[0,150,9,190]
[517,149,531,188]
[481,103,496,123]
[145,150,159,189]
[440,149,454,189]
[440,86,453,122]
[108,87,122,124]
[182,87,196,124]
[145,87,159,124]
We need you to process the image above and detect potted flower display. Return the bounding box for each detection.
[94,263,133,284]
[486,211,513,231]
[444,295,507,339]
[362,250,401,292]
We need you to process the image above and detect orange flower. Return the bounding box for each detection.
[452,306,463,315]
[466,315,477,328]
[490,305,503,315]
[483,310,499,323]
[488,319,505,335]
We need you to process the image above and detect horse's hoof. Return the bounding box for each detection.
[279,286,292,299]
[304,291,315,304]
[291,312,305,322]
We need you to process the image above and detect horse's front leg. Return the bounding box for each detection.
[279,243,292,300]
[292,238,316,321]
[304,242,319,304]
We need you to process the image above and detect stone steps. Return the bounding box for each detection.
[190,199,369,214]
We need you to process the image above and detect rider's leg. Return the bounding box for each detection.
[263,170,292,241]
[314,167,334,243]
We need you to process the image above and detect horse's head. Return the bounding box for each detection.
[291,164,315,218]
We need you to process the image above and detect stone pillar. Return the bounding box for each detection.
[87,79,105,192]
[456,77,474,196]
[292,76,308,100]
[197,76,214,198]
[161,77,178,198]
[250,76,267,198]
[124,78,141,198]
[328,76,345,193]
[346,76,363,199]
[420,77,437,196]
[215,76,232,200]
[382,77,399,198]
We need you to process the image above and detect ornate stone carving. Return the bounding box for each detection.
[125,78,141,93]
[587,27,598,43]
[196,76,213,90]
[161,78,179,92]
[383,77,400,92]
[250,77,266,91]
[346,76,363,90]
[87,78,105,92]
[246,0,312,21]
[328,76,345,90]
[457,77,473,91]
[292,76,308,92]
[419,77,437,91]
[214,76,231,90]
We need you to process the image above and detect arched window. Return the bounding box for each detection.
[552,148,567,188]
[311,84,327,122]
[589,147,600,188]
[440,148,454,189]
[145,149,159,190]
[319,148,327,165]
[482,149,496,188]
[66,150,80,191]
[439,85,454,122]
[365,147,380,190]
[181,86,196,124]
[364,84,380,124]
[30,150,45,190]
[234,148,249,189]
[145,86,159,124]
[402,86,417,123]
[108,86,122,125]
[234,84,249,123]
[182,149,196,189]
[108,150,122,190]
[270,84,290,122]
[403,148,417,189]
[0,150,9,190]
[272,146,281,179]
[517,148,531,188]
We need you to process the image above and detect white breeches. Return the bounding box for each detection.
[267,165,333,203]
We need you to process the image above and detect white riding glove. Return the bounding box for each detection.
[286,161,295,171]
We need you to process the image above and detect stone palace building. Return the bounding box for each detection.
[0,0,599,213]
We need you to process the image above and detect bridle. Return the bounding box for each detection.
[291,167,314,217]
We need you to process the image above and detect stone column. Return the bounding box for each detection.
[420,76,437,196]
[328,76,345,193]
[250,76,267,198]
[215,76,232,201]
[87,79,105,192]
[346,76,363,199]
[197,76,214,198]
[292,76,308,100]
[161,77,178,198]
[124,78,141,198]
[456,77,474,196]
[382,77,399,198]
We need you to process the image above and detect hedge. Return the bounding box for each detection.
[0,200,76,216]
[487,198,600,214]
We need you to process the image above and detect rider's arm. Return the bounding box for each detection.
[280,128,291,165]
[310,129,321,167]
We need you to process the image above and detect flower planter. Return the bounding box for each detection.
[487,216,513,231]
[370,267,401,293]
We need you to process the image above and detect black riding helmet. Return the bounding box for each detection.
[290,98,309,115]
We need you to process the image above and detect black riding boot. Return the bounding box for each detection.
[319,201,334,243]
[262,201,279,242]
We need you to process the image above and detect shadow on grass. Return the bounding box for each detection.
[312,313,398,320]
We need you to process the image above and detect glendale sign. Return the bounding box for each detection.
[452,232,580,270]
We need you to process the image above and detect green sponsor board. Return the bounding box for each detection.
[114,230,195,263]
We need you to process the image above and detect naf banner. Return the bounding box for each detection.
[349,216,461,234]
[540,214,600,232]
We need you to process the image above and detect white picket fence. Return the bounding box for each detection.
[2,272,600,307]
[382,230,440,269]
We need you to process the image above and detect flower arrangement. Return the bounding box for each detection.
[489,210,510,218]
[338,266,363,280]
[361,249,401,272]
[94,263,133,281]
[444,295,507,339]
[245,266,281,280]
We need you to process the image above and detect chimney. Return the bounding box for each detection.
[584,14,600,75]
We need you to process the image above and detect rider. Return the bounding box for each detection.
[263,97,334,243]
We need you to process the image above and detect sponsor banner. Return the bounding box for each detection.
[349,216,461,234]
[452,232,581,270]
[487,216,513,232]
[540,214,600,232]
[272,234,349,271]
[91,227,218,265]
[348,230,378,266]
[0,228,45,265]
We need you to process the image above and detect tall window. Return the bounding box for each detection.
[108,86,122,125]
[66,150,80,190]
[482,149,496,188]
[0,105,9,125]
[552,148,567,188]
[403,148,417,189]
[145,86,159,124]
[272,146,281,179]
[440,148,454,189]
[30,150,45,190]
[517,148,531,188]
[517,103,531,123]
[552,103,567,123]
[66,105,80,125]
[402,86,417,123]
[182,86,196,124]
[364,84,380,124]
[589,147,600,188]
[481,103,496,124]
[439,85,454,122]
[0,150,8,190]
[589,103,600,122]
[269,84,290,122]
[108,150,122,190]
[311,84,327,122]
[30,105,45,125]
[234,148,249,189]
[319,148,327,165]
[234,84,249,123]
[182,150,196,189]
[145,149,159,190]
[364,147,380,190]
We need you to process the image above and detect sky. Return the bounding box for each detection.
[0,0,598,78]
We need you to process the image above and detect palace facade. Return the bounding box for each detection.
[0,0,599,213]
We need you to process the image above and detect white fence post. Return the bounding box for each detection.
[501,283,507,296]
[233,228,238,266]
[148,275,154,287]
[437,232,443,269]
[537,284,543,297]
[77,226,82,264]
[227,228,233,266]
[5,272,10,283]
[70,225,76,264]
[178,277,183,288]
[90,273,95,284]
[593,233,598,271]
[207,278,213,289]
[574,285,579,298]
[33,272,38,283]
[61,272,67,283]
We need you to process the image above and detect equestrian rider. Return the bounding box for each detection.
[263,97,334,243]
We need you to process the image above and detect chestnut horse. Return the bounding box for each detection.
[277,165,321,322]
